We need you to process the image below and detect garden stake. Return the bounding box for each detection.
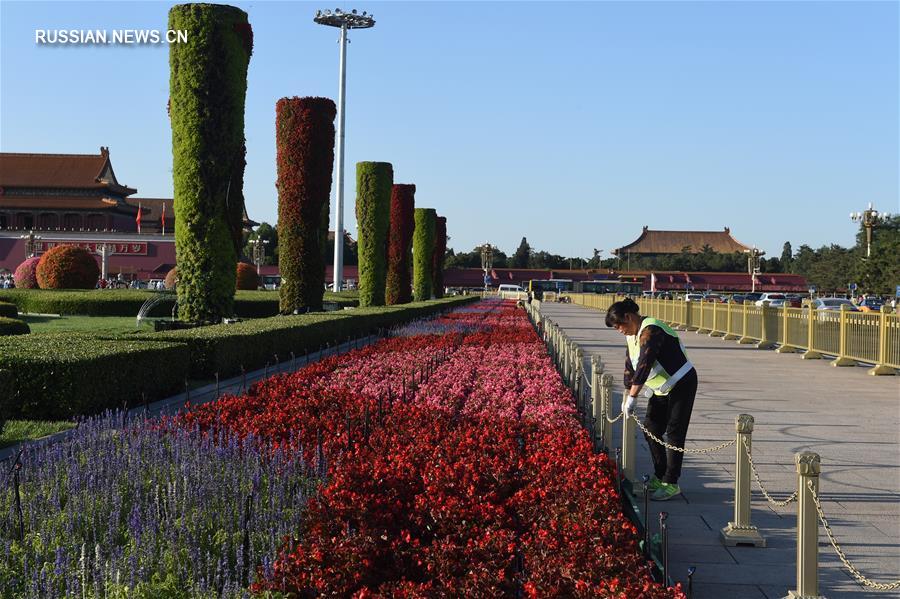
[11,450,24,541]
[642,474,651,557]
[241,491,253,586]
[687,566,696,599]
[346,414,353,451]
[660,511,669,585]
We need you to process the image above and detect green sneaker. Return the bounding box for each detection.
[644,476,664,493]
[650,483,681,501]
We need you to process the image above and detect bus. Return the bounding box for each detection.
[573,279,642,295]
[528,279,574,297]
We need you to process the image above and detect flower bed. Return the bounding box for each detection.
[2,299,683,597]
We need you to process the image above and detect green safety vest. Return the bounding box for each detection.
[626,317,694,396]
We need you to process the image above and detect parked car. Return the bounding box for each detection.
[684,293,705,302]
[857,297,885,312]
[811,298,859,312]
[784,295,803,308]
[704,294,726,303]
[754,293,786,306]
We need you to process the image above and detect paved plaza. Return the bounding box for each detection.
[538,301,900,599]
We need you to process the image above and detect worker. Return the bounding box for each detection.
[605,297,698,501]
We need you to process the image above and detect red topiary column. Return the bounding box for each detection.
[432,215,447,299]
[385,184,416,305]
[235,262,259,290]
[276,96,337,313]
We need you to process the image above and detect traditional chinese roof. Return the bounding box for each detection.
[614,226,752,255]
[0,196,135,211]
[0,147,137,195]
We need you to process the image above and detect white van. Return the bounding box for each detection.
[497,284,526,299]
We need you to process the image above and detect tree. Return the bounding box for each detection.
[169,3,252,322]
[780,242,793,273]
[275,97,336,313]
[355,162,393,306]
[511,237,531,269]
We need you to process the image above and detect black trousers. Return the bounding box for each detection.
[642,368,698,484]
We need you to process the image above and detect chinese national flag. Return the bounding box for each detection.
[161,203,166,234]
[490,269,498,280]
[508,271,513,280]
[135,204,143,233]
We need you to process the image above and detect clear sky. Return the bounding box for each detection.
[1,1,897,260]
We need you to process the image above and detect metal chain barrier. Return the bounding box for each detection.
[605,408,623,424]
[740,436,798,507]
[631,414,735,454]
[582,369,592,390]
[808,481,900,591]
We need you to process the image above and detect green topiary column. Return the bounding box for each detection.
[276,97,336,313]
[432,215,447,299]
[386,184,415,305]
[355,162,393,306]
[412,208,437,301]
[169,3,252,322]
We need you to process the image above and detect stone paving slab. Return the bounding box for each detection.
[537,301,900,599]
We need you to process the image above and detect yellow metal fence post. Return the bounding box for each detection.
[721,414,766,547]
[697,302,712,335]
[710,301,725,337]
[831,305,856,367]
[776,304,799,353]
[802,304,823,360]
[785,452,826,599]
[723,300,739,340]
[757,302,776,350]
[868,305,897,376]
[738,300,755,344]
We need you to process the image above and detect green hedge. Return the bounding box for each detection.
[0,334,190,420]
[0,290,358,317]
[355,162,394,307]
[155,296,477,378]
[0,317,29,336]
[413,208,437,301]
[0,301,17,318]
[169,3,252,322]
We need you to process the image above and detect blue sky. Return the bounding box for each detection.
[1,1,897,259]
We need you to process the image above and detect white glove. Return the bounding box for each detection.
[623,395,637,417]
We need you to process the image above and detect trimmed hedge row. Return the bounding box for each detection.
[355,162,394,307]
[412,208,437,301]
[0,290,359,317]
[276,96,336,314]
[169,3,251,322]
[0,335,190,420]
[155,296,478,378]
[0,317,30,336]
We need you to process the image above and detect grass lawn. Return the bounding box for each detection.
[21,314,156,335]
[1,420,76,449]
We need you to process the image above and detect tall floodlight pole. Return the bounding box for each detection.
[850,202,891,258]
[314,8,375,292]
[743,246,765,293]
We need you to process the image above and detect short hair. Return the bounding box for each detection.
[605,297,641,327]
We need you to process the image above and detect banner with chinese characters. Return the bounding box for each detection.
[34,241,148,255]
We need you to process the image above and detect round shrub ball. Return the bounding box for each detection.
[164,267,178,290]
[13,256,41,289]
[0,316,30,336]
[236,262,259,290]
[36,245,100,289]
[0,302,17,319]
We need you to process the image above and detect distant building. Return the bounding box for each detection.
[614,226,752,258]
[0,147,256,278]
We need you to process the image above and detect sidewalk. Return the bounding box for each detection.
[538,301,900,599]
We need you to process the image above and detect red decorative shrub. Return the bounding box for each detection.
[432,215,447,299]
[164,267,178,290]
[13,257,41,289]
[35,245,100,289]
[235,262,259,290]
[276,96,336,313]
[385,184,416,305]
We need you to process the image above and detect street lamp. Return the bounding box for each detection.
[743,246,765,293]
[249,237,269,276]
[314,8,375,292]
[95,243,113,280]
[850,202,892,258]
[19,230,42,259]
[480,242,493,292]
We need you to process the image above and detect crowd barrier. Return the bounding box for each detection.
[521,300,900,596]
[565,293,899,376]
